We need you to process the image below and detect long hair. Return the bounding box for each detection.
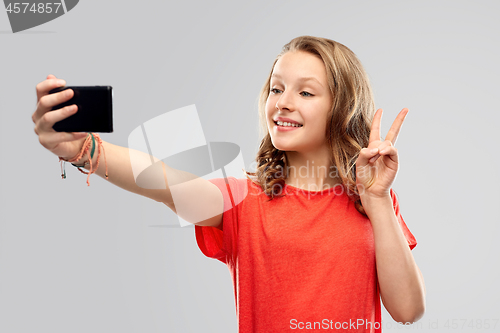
[245,36,376,216]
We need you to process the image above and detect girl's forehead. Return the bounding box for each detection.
[272,51,328,83]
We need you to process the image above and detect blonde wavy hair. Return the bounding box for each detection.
[245,35,376,216]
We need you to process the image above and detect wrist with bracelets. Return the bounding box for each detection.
[58,132,108,186]
[71,132,96,168]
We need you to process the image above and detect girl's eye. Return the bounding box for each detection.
[270,88,313,97]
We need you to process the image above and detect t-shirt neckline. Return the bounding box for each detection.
[284,182,345,195]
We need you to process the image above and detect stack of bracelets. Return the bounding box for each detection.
[58,132,108,186]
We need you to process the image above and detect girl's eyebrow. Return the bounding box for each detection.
[271,73,324,88]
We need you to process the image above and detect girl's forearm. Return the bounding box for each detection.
[76,139,174,205]
[361,194,426,324]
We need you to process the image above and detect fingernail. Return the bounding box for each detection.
[370,148,378,154]
[58,79,66,86]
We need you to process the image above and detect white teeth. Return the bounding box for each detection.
[276,121,302,127]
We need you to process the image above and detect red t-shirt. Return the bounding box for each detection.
[195,177,417,333]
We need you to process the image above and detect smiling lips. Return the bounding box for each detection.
[274,121,303,131]
[272,116,303,132]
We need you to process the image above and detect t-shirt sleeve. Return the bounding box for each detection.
[194,177,247,265]
[390,188,417,250]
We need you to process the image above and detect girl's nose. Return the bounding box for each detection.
[276,90,294,112]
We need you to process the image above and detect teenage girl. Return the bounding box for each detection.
[32,35,425,332]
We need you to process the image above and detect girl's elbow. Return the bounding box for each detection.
[391,302,426,325]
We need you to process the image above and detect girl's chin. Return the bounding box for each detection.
[271,141,299,152]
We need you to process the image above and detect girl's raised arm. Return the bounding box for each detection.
[32,75,224,229]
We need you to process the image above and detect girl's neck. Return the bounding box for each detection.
[284,150,341,191]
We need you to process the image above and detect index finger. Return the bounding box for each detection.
[36,76,66,102]
[369,108,383,144]
[385,108,409,145]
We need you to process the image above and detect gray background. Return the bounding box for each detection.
[1,0,499,332]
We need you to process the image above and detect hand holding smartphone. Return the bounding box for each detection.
[49,86,113,133]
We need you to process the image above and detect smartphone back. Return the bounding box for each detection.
[49,86,113,133]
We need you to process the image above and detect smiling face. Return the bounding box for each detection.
[265,50,333,155]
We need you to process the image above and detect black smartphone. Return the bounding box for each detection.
[49,86,113,133]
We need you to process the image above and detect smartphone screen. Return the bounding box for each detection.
[49,86,113,133]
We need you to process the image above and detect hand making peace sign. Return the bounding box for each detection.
[355,108,409,199]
